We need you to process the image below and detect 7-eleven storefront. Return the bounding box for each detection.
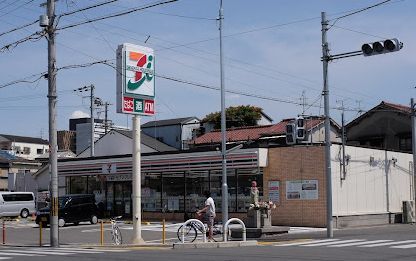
[58,148,267,219]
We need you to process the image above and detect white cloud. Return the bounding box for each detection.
[70,110,90,119]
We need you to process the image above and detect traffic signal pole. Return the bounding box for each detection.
[46,0,59,247]
[321,12,333,238]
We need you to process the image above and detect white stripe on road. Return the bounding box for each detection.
[304,239,364,247]
[31,247,129,253]
[39,249,102,254]
[328,240,392,247]
[359,240,416,248]
[0,258,12,260]
[275,239,340,246]
[391,243,416,249]
[0,252,43,257]
[145,237,178,243]
[1,250,74,256]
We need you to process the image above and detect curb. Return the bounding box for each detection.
[173,241,258,249]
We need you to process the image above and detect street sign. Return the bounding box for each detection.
[116,43,155,116]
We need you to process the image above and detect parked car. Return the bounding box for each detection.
[0,192,36,218]
[36,194,99,227]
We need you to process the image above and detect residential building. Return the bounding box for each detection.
[0,134,49,160]
[346,101,412,152]
[141,117,200,150]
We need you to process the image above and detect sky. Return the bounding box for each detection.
[0,0,415,138]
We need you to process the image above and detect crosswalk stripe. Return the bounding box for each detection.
[39,249,103,254]
[275,239,340,246]
[57,247,130,252]
[1,250,74,256]
[328,240,392,247]
[0,258,12,260]
[359,240,416,248]
[304,239,364,247]
[390,243,416,249]
[0,252,43,257]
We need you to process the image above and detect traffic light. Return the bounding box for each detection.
[285,123,296,145]
[296,117,305,140]
[361,38,403,57]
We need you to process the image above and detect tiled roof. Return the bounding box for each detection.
[0,134,48,145]
[380,101,411,114]
[141,117,199,128]
[193,117,326,144]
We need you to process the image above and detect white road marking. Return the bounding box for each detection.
[359,240,416,248]
[328,240,392,247]
[275,239,340,246]
[304,239,364,247]
[390,243,416,249]
[1,250,74,256]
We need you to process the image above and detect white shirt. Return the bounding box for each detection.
[205,197,216,217]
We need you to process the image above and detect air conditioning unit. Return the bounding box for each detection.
[402,201,415,223]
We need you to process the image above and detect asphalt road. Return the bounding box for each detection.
[1,219,416,261]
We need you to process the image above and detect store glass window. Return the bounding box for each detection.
[185,170,209,212]
[69,176,88,194]
[237,169,263,212]
[210,169,236,212]
[162,172,184,212]
[143,173,161,212]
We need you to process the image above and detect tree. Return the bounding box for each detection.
[202,105,263,129]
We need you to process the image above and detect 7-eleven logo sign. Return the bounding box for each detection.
[127,51,154,92]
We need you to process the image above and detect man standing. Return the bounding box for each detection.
[197,191,216,241]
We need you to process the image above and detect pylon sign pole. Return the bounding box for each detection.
[116,43,155,244]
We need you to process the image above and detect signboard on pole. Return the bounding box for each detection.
[116,43,155,116]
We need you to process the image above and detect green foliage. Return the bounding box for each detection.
[202,105,263,129]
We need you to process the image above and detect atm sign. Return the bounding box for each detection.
[123,96,154,115]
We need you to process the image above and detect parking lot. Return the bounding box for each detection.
[1,218,181,246]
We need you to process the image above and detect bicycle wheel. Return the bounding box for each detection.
[177,224,197,243]
[112,226,122,245]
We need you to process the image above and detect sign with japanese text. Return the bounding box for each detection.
[116,43,155,116]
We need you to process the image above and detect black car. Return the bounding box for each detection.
[36,194,99,227]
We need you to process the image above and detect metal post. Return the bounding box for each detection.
[90,84,95,157]
[47,0,59,247]
[411,99,416,207]
[321,12,333,238]
[341,109,346,179]
[104,102,109,134]
[219,0,228,228]
[131,115,144,244]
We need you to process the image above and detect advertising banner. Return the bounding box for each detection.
[286,180,318,200]
[116,43,155,115]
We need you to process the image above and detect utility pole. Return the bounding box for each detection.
[411,99,416,205]
[218,0,228,228]
[321,12,333,238]
[46,0,59,247]
[104,102,110,134]
[90,84,95,157]
[338,100,347,180]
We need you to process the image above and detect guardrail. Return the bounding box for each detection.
[180,219,206,243]
[224,218,246,242]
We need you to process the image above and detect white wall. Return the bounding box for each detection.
[11,142,48,160]
[332,145,413,216]
[78,131,156,157]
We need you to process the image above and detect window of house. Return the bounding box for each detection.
[399,137,412,151]
[23,147,31,154]
[37,148,44,154]
[14,146,21,153]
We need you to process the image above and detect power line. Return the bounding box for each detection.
[0,0,35,18]
[57,0,179,31]
[0,19,38,37]
[332,25,389,40]
[58,0,120,18]
[0,30,45,52]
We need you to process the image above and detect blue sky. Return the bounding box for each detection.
[0,0,415,138]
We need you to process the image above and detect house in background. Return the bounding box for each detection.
[0,151,41,191]
[141,117,200,150]
[77,129,177,157]
[0,134,49,160]
[346,101,412,152]
[190,116,341,149]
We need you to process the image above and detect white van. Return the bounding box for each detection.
[0,192,36,218]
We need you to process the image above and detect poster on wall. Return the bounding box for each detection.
[286,180,318,200]
[268,180,280,203]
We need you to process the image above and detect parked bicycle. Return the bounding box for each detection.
[110,216,123,245]
[177,212,222,242]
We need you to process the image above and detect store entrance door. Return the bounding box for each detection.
[113,182,132,218]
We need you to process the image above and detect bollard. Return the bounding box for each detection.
[2,219,5,245]
[100,220,104,246]
[39,222,43,247]
[162,219,166,244]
